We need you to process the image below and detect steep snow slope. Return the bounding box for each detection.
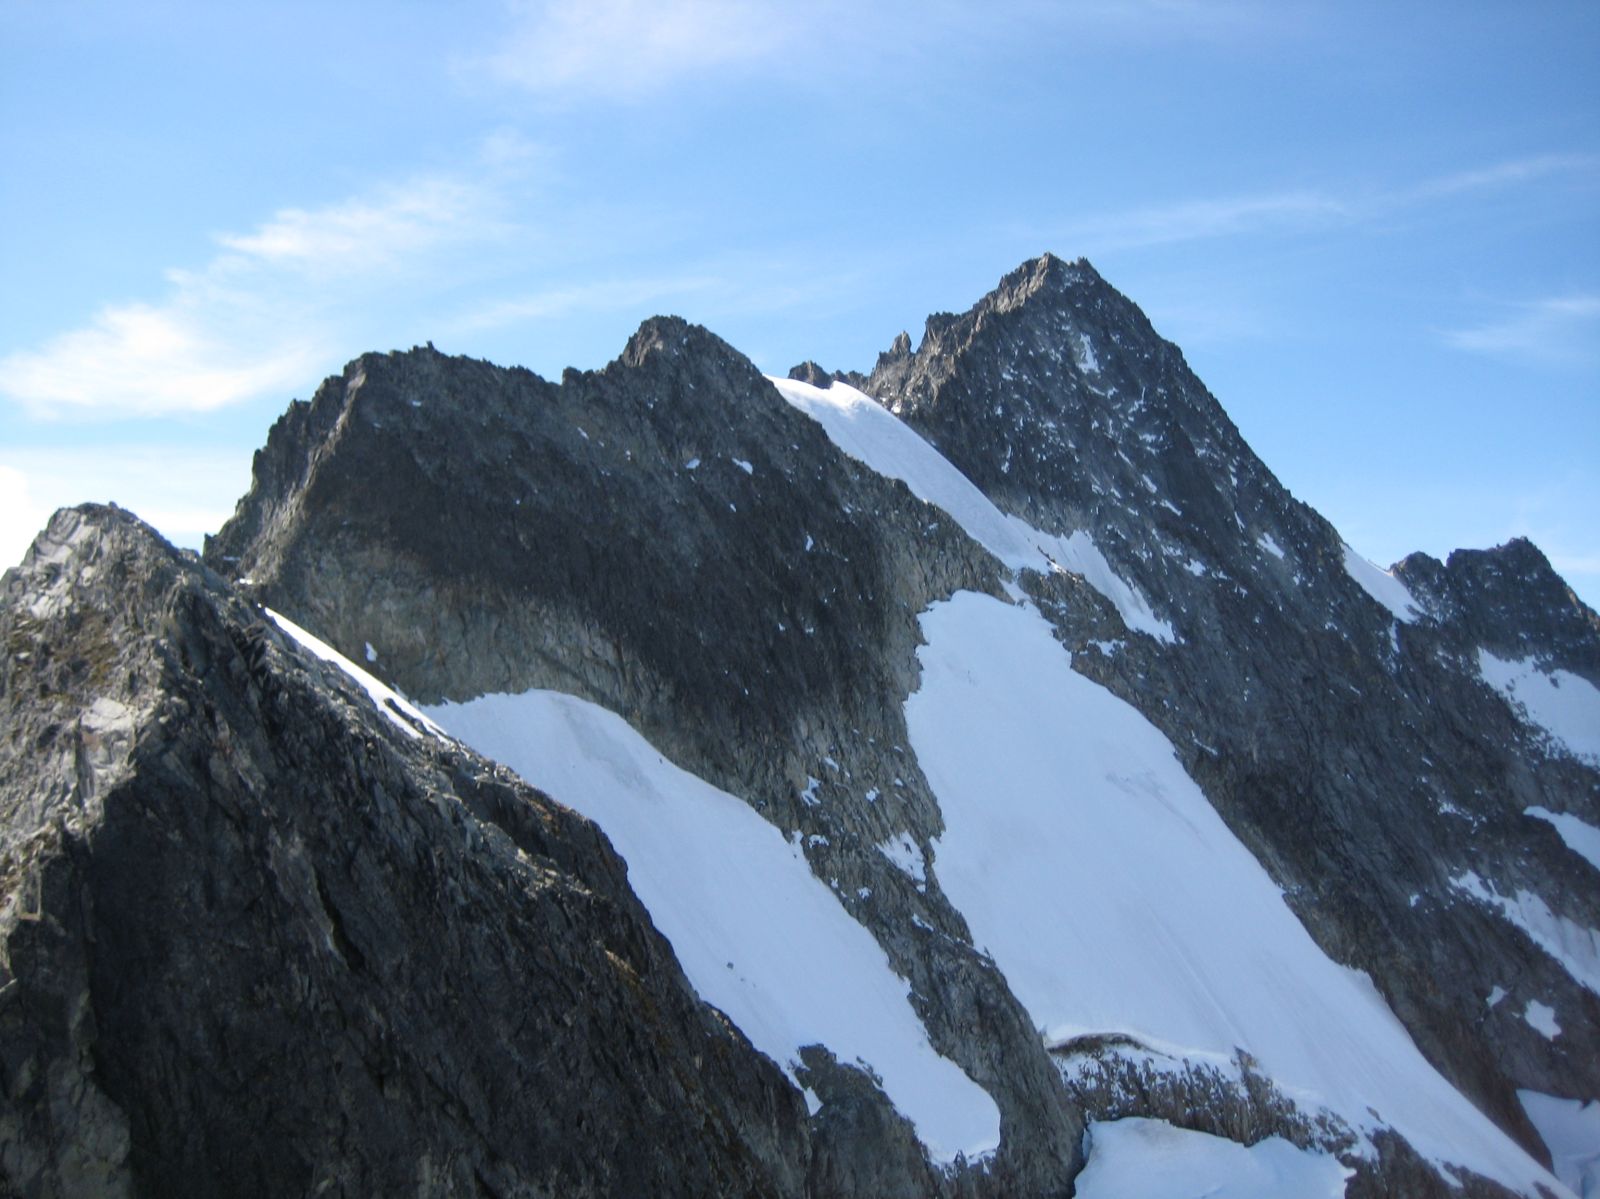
[1527,807,1600,873]
[772,376,1173,642]
[1478,650,1600,765]
[775,373,1567,1194]
[908,590,1563,1195]
[1342,543,1423,623]
[422,689,1002,1165]
[271,592,1007,1163]
[265,608,446,740]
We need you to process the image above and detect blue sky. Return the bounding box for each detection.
[3,0,1597,605]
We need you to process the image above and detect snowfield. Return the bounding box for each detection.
[1450,870,1600,996]
[1527,806,1600,874]
[907,590,1565,1196]
[420,688,1001,1165]
[772,376,1175,642]
[1479,650,1600,765]
[266,608,447,741]
[1341,543,1422,622]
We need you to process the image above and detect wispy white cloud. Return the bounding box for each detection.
[481,0,800,98]
[1442,295,1600,367]
[0,466,49,571]
[0,173,501,418]
[1046,153,1598,258]
[215,178,493,275]
[1397,153,1600,203]
[454,274,724,332]
[1059,190,1348,255]
[0,303,325,417]
[474,0,1304,101]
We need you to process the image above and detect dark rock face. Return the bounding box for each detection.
[204,325,1084,1195]
[1398,538,1600,676]
[1,506,813,1197]
[865,254,1600,1173]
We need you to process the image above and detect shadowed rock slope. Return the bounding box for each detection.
[1,506,816,1197]
[204,320,1088,1197]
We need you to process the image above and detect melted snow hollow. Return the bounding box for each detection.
[1520,1091,1600,1199]
[772,376,1175,643]
[421,689,1000,1164]
[1074,1117,1351,1199]
[906,591,1563,1195]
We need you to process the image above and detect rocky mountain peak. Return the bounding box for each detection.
[7,255,1597,1199]
[619,313,715,369]
[2,503,831,1197]
[987,251,1104,312]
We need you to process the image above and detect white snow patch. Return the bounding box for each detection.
[1074,1118,1351,1199]
[908,591,1561,1194]
[799,776,822,807]
[1488,986,1508,1008]
[1342,543,1421,623]
[82,695,134,736]
[364,641,378,663]
[1257,532,1286,560]
[1075,331,1101,374]
[1525,1000,1562,1040]
[265,609,445,741]
[733,457,754,475]
[772,376,1174,643]
[876,832,927,886]
[421,689,999,1164]
[1527,807,1600,873]
[1480,652,1600,765]
[684,456,700,469]
[1520,1091,1600,1199]
[1451,871,1600,996]
[1037,528,1176,643]
[1184,558,1208,577]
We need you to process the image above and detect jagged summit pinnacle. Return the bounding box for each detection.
[989,252,1105,309]
[619,314,727,369]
